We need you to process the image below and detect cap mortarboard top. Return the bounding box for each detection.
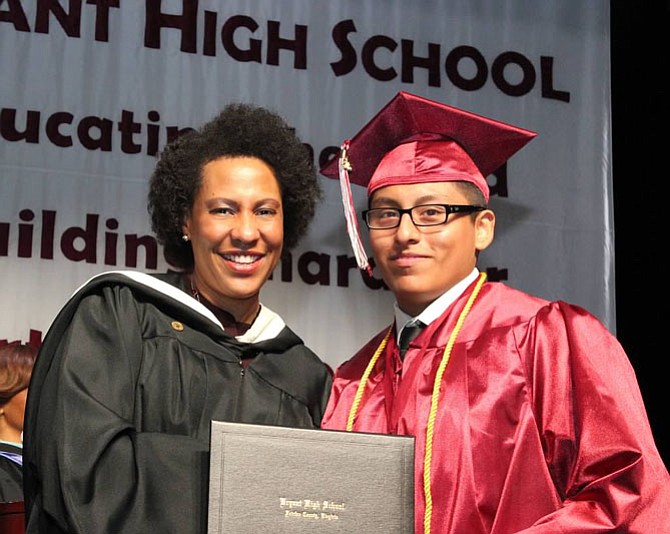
[320,91,536,273]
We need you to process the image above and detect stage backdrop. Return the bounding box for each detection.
[1,0,611,368]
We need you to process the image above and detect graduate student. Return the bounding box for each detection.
[320,91,670,533]
[23,103,333,533]
[0,341,38,503]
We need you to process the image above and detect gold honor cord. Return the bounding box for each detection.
[422,271,486,534]
[346,327,393,431]
[343,272,488,534]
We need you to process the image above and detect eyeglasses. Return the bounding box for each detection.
[362,204,485,229]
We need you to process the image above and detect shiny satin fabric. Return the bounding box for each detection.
[319,91,536,194]
[368,139,490,201]
[322,280,670,533]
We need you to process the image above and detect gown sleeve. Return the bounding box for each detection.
[519,301,670,532]
[24,285,209,533]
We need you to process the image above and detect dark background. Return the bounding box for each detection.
[612,2,668,468]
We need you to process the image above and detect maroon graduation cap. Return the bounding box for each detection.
[320,91,536,273]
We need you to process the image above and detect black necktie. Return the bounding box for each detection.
[399,322,424,360]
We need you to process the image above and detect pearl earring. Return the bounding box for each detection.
[182,235,190,242]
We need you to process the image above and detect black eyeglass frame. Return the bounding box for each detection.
[361,204,486,229]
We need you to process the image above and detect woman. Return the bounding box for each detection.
[0,342,38,503]
[23,103,332,533]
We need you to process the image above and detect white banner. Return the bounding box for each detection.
[1,0,611,368]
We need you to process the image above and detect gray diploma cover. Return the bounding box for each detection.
[208,421,415,533]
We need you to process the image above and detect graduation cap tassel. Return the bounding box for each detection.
[338,141,372,276]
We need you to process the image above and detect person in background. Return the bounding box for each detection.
[22,103,333,533]
[320,91,670,533]
[0,341,38,503]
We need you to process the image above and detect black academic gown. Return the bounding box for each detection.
[0,442,23,502]
[23,271,332,533]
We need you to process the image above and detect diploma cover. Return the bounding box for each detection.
[207,421,415,533]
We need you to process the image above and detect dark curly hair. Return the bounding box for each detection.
[148,103,322,270]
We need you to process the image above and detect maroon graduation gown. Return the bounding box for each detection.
[322,280,670,533]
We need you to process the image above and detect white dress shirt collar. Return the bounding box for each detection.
[394,268,479,342]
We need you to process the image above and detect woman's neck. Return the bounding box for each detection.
[187,274,261,328]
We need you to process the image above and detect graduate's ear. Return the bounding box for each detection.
[474,209,495,252]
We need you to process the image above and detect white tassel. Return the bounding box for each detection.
[338,141,371,275]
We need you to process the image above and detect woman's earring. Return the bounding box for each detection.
[182,235,190,242]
